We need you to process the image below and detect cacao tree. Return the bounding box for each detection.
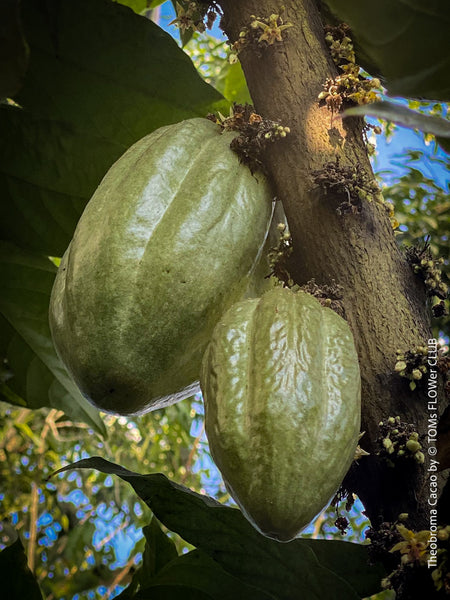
[1,0,449,598]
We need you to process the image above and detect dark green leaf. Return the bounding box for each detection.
[324,0,450,100]
[0,242,106,435]
[0,537,44,600]
[144,518,179,578]
[136,586,212,600]
[436,136,450,154]
[56,457,385,600]
[0,0,226,256]
[310,539,383,598]
[0,107,107,255]
[119,523,274,599]
[345,102,450,137]
[0,0,29,99]
[136,549,276,600]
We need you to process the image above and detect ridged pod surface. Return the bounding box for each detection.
[49,118,273,415]
[201,287,361,542]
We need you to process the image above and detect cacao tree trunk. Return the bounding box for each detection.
[219,0,448,529]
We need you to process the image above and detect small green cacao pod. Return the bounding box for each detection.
[201,287,361,542]
[49,118,273,415]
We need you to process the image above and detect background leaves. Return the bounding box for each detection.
[324,0,450,100]
[0,242,107,433]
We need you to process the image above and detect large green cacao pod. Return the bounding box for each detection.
[49,118,273,415]
[201,287,361,542]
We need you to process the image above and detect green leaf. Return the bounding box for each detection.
[0,381,27,406]
[215,61,252,104]
[0,242,106,435]
[324,0,450,100]
[310,539,384,598]
[136,549,276,600]
[0,0,29,99]
[120,522,274,599]
[0,537,44,600]
[144,518,179,578]
[344,102,450,137]
[0,0,227,256]
[362,591,396,600]
[56,457,385,600]
[114,0,152,13]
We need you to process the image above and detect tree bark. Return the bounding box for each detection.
[219,0,447,529]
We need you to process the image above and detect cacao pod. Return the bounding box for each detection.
[201,287,361,542]
[49,118,273,415]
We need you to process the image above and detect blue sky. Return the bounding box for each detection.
[372,125,449,188]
